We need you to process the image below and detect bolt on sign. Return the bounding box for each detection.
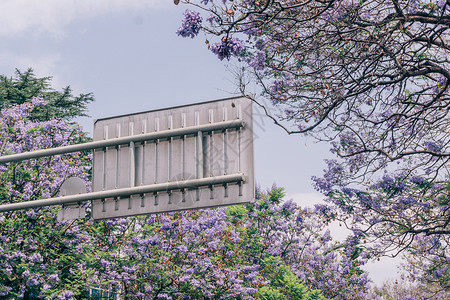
[90,97,254,219]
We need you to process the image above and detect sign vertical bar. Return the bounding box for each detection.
[168,115,173,204]
[223,107,228,197]
[141,120,147,186]
[154,118,159,183]
[223,108,228,175]
[195,112,201,201]
[129,122,135,188]
[196,131,203,178]
[102,126,108,190]
[237,105,242,172]
[129,123,135,211]
[209,109,214,177]
[154,118,159,207]
[209,109,214,199]
[195,112,203,179]
[168,115,173,181]
[181,113,186,180]
[115,123,121,188]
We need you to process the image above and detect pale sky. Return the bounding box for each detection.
[0,0,400,285]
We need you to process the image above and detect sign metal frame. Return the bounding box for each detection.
[0,96,255,219]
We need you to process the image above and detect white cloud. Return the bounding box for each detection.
[362,257,402,286]
[0,0,168,37]
[287,191,325,208]
[0,52,61,83]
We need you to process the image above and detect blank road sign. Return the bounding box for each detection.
[91,96,254,219]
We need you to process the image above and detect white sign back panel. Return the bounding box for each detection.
[91,97,254,219]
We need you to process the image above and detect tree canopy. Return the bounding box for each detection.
[176,0,450,295]
[0,68,94,122]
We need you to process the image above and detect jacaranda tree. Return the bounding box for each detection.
[176,0,449,295]
[0,98,95,299]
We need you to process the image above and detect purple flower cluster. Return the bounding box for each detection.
[249,51,266,70]
[177,10,202,39]
[425,141,443,152]
[210,37,244,60]
[323,0,359,22]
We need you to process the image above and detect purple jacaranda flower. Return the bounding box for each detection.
[206,14,219,25]
[438,0,447,9]
[58,290,74,300]
[249,51,267,70]
[31,96,48,106]
[190,279,200,287]
[411,176,425,185]
[425,141,443,152]
[433,268,445,278]
[49,274,59,282]
[399,196,417,206]
[177,10,202,38]
[210,37,244,60]
[177,245,188,254]
[26,277,39,286]
[101,259,110,268]
[25,210,36,219]
[255,40,265,50]
[0,286,12,296]
[29,252,42,263]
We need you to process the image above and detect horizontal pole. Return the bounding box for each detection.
[0,173,245,212]
[0,119,245,164]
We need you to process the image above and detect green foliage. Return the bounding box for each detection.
[257,286,285,300]
[226,204,248,224]
[0,68,94,121]
[268,187,285,204]
[257,258,328,300]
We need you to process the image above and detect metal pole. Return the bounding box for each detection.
[0,173,245,212]
[0,119,245,164]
